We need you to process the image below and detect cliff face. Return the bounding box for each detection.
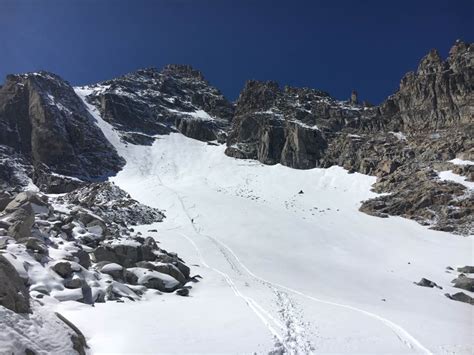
[0,72,124,180]
[226,81,359,168]
[226,41,473,170]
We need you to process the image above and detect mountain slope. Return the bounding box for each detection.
[58,119,473,353]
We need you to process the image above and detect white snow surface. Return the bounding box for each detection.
[58,88,474,354]
[438,170,474,190]
[449,158,474,166]
[0,303,82,355]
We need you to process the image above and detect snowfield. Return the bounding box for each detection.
[56,89,474,354]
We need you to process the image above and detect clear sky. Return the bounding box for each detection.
[1,0,472,103]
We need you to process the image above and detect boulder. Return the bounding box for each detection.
[4,191,48,213]
[93,243,158,268]
[7,203,35,241]
[92,246,120,265]
[176,288,190,297]
[72,249,91,269]
[80,284,94,305]
[144,236,159,249]
[414,278,442,289]
[127,267,181,292]
[25,238,48,254]
[98,262,124,281]
[53,261,74,278]
[0,191,13,211]
[135,261,186,284]
[123,269,139,285]
[445,292,474,305]
[76,211,107,237]
[0,255,30,313]
[457,266,474,274]
[376,160,399,177]
[452,276,474,292]
[174,260,190,279]
[153,263,186,284]
[64,278,83,289]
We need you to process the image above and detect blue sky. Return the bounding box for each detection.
[1,0,472,103]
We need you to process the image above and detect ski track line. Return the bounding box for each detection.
[161,177,430,354]
[179,232,285,331]
[160,181,315,354]
[178,232,285,348]
[211,236,433,355]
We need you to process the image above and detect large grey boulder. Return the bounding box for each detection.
[127,267,181,292]
[4,191,48,213]
[135,261,186,284]
[452,276,474,292]
[445,292,474,305]
[0,191,13,211]
[52,261,74,278]
[93,243,158,268]
[457,266,474,274]
[72,249,91,269]
[6,202,35,241]
[0,254,30,313]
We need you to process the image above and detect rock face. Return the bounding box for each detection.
[83,65,234,143]
[0,72,125,180]
[226,81,356,168]
[377,40,473,132]
[227,41,473,170]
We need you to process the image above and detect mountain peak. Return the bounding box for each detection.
[417,48,444,74]
[161,64,204,80]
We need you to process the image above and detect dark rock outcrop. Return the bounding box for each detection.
[452,275,474,292]
[445,292,474,305]
[414,278,442,289]
[0,71,124,180]
[457,266,474,273]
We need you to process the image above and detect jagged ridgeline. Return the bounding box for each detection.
[0,40,472,234]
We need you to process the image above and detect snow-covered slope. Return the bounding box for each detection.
[57,89,474,354]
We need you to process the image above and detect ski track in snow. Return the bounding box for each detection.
[75,88,438,354]
[159,175,313,354]
[161,179,429,355]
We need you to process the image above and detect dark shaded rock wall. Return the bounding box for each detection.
[0,72,124,180]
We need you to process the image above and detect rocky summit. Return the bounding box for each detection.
[83,64,234,144]
[0,39,472,354]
